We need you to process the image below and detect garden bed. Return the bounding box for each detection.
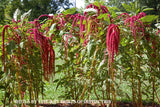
[0,1,160,107]
[39,102,160,107]
[9,102,160,107]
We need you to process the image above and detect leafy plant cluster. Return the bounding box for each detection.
[0,1,160,107]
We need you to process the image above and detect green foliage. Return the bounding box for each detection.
[108,0,160,19]
[122,3,132,12]
[140,15,159,23]
[6,40,15,55]
[0,0,75,24]
[0,1,160,107]
[62,8,76,15]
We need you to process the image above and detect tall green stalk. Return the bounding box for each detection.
[106,74,111,100]
[80,46,98,100]
[137,45,142,107]
[110,62,116,107]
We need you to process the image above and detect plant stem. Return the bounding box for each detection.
[80,47,98,100]
[87,59,96,100]
[3,84,6,107]
[102,81,105,100]
[152,75,155,107]
[137,46,142,107]
[138,79,142,107]
[26,49,34,100]
[65,47,74,99]
[71,54,77,100]
[42,69,44,100]
[36,90,39,107]
[28,69,34,99]
[16,72,25,107]
[106,75,110,100]
[154,87,160,104]
[132,73,136,107]
[29,87,31,107]
[111,62,116,107]
[93,82,104,107]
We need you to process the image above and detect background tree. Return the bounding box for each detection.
[0,0,10,24]
[107,0,160,17]
[107,0,132,9]
[0,0,74,24]
[137,0,160,17]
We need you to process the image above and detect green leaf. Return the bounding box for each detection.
[97,14,104,19]
[90,42,96,57]
[142,8,154,12]
[77,20,86,25]
[111,6,120,11]
[108,7,117,18]
[87,20,91,35]
[99,30,104,36]
[140,15,158,23]
[111,10,117,18]
[97,13,111,24]
[93,1,100,7]
[122,3,131,12]
[136,8,140,14]
[53,79,59,83]
[62,8,76,15]
[48,23,56,37]
[87,40,92,57]
[6,40,16,55]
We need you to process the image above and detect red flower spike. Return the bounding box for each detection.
[80,16,84,37]
[49,47,55,75]
[26,19,55,80]
[70,15,80,36]
[118,13,130,20]
[136,12,146,19]
[38,14,54,20]
[106,24,120,63]
[100,5,109,13]
[2,25,11,72]
[124,15,145,42]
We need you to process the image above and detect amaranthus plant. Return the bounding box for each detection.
[0,1,160,107]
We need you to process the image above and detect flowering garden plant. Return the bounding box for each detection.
[0,1,160,107]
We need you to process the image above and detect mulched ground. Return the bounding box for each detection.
[2,102,159,107]
[38,102,160,107]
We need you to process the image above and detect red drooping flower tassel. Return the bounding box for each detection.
[49,46,55,75]
[100,5,108,14]
[124,15,145,43]
[2,25,11,72]
[106,24,120,63]
[136,12,146,19]
[118,13,130,21]
[27,18,55,80]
